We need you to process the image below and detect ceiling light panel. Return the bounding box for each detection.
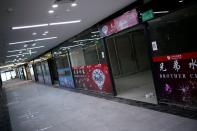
[6,51,37,57]
[11,20,81,30]
[49,20,81,25]
[71,3,77,7]
[48,10,54,14]
[12,24,48,30]
[7,46,45,53]
[9,37,57,45]
[52,4,59,8]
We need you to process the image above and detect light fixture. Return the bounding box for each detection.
[12,24,48,30]
[155,11,169,13]
[179,0,184,2]
[0,64,14,69]
[73,38,100,43]
[71,3,77,7]
[17,56,19,58]
[7,45,45,53]
[49,20,81,25]
[32,32,37,35]
[28,46,45,50]
[44,31,49,34]
[42,33,46,36]
[32,43,37,46]
[24,44,28,48]
[9,37,57,45]
[12,20,81,30]
[34,37,57,42]
[52,4,58,8]
[8,49,26,53]
[6,51,37,58]
[19,51,22,54]
[48,10,54,14]
[9,40,34,45]
[91,31,100,34]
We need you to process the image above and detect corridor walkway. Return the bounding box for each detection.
[4,79,197,131]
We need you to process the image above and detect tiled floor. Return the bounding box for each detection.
[115,70,157,104]
[4,79,197,131]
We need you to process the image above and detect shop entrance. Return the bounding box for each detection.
[106,25,157,104]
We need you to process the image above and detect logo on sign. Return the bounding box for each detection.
[92,69,105,90]
[102,25,108,35]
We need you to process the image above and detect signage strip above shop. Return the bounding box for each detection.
[99,9,139,37]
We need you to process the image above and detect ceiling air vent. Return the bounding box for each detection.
[55,0,76,4]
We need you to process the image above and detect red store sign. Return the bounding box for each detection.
[99,9,138,37]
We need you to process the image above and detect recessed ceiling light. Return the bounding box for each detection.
[49,20,81,25]
[48,10,54,14]
[12,24,48,30]
[44,31,49,34]
[24,44,28,47]
[32,32,37,35]
[19,51,22,53]
[52,4,58,8]
[71,3,77,7]
[42,33,46,36]
[9,37,57,45]
[17,56,19,58]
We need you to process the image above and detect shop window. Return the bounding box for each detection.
[148,4,197,56]
[1,73,7,82]
[149,4,197,108]
[69,29,113,94]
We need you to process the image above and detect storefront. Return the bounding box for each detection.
[52,49,75,88]
[147,3,197,109]
[17,66,26,80]
[52,28,114,94]
[69,33,114,94]
[98,7,157,104]
[33,53,54,85]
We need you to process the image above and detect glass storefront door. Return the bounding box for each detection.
[106,25,157,104]
[55,52,75,88]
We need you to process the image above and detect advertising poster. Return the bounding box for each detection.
[99,9,138,37]
[153,52,197,107]
[72,64,113,94]
[57,68,75,88]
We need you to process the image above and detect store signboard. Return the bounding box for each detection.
[72,64,113,94]
[99,9,138,37]
[153,52,197,107]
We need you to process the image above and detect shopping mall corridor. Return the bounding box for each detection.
[3,79,197,131]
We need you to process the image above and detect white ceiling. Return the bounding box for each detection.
[0,0,136,66]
